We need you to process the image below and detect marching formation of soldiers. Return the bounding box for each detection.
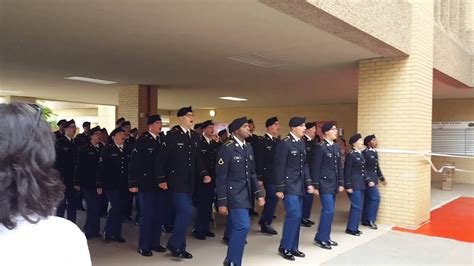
[53,106,386,266]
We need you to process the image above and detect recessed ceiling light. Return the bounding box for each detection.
[227,53,288,67]
[219,96,248,102]
[0,90,21,94]
[65,76,117,85]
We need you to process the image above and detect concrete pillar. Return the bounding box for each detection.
[357,1,434,228]
[118,85,158,133]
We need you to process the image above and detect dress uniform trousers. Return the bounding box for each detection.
[138,190,166,250]
[281,195,303,251]
[315,194,336,242]
[347,190,364,231]
[167,192,194,252]
[362,186,380,223]
[56,187,77,223]
[104,189,128,238]
[195,183,215,234]
[260,184,278,225]
[226,209,250,266]
[82,187,101,237]
[302,193,314,220]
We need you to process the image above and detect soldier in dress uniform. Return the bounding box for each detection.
[54,119,67,140]
[344,134,367,236]
[73,126,103,239]
[310,122,344,250]
[115,117,125,128]
[55,119,78,222]
[361,134,386,230]
[98,127,131,243]
[159,106,211,259]
[75,121,91,148]
[274,117,313,261]
[192,120,219,240]
[218,129,229,144]
[119,120,137,222]
[245,118,259,216]
[301,122,317,227]
[128,115,167,257]
[216,116,265,266]
[256,116,280,235]
[193,123,202,136]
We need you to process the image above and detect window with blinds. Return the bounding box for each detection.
[432,122,474,156]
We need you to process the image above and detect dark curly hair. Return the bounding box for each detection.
[0,102,64,229]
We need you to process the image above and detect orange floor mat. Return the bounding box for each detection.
[392,197,474,243]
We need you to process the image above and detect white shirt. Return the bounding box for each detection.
[289,132,300,141]
[304,134,312,141]
[179,125,190,136]
[0,216,91,266]
[203,134,212,144]
[324,138,334,146]
[233,136,246,148]
[148,131,157,140]
[265,132,274,140]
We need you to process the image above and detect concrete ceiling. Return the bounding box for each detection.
[1,0,472,109]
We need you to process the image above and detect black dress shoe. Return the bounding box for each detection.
[162,225,173,233]
[278,247,295,261]
[261,223,278,235]
[291,250,306,258]
[307,219,316,225]
[249,209,259,216]
[193,231,206,240]
[223,260,236,266]
[346,229,361,236]
[138,249,153,257]
[301,219,312,227]
[105,236,126,243]
[205,231,216,237]
[362,221,378,229]
[151,246,166,253]
[328,240,338,246]
[314,240,332,250]
[176,251,193,259]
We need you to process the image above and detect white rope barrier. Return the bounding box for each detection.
[376,148,474,173]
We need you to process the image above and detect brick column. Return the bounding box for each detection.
[357,1,434,228]
[118,85,158,133]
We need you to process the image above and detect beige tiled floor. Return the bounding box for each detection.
[84,182,473,265]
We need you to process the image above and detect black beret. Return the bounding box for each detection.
[177,106,193,117]
[305,122,315,130]
[146,115,162,125]
[64,119,76,128]
[116,117,125,124]
[228,116,248,133]
[194,123,202,130]
[247,118,254,124]
[364,134,376,145]
[200,120,214,129]
[57,119,67,126]
[110,127,124,137]
[321,122,336,133]
[131,128,138,133]
[101,127,108,133]
[82,121,91,128]
[218,129,227,136]
[265,116,278,127]
[90,126,102,135]
[349,133,362,145]
[120,121,131,127]
[289,117,305,127]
